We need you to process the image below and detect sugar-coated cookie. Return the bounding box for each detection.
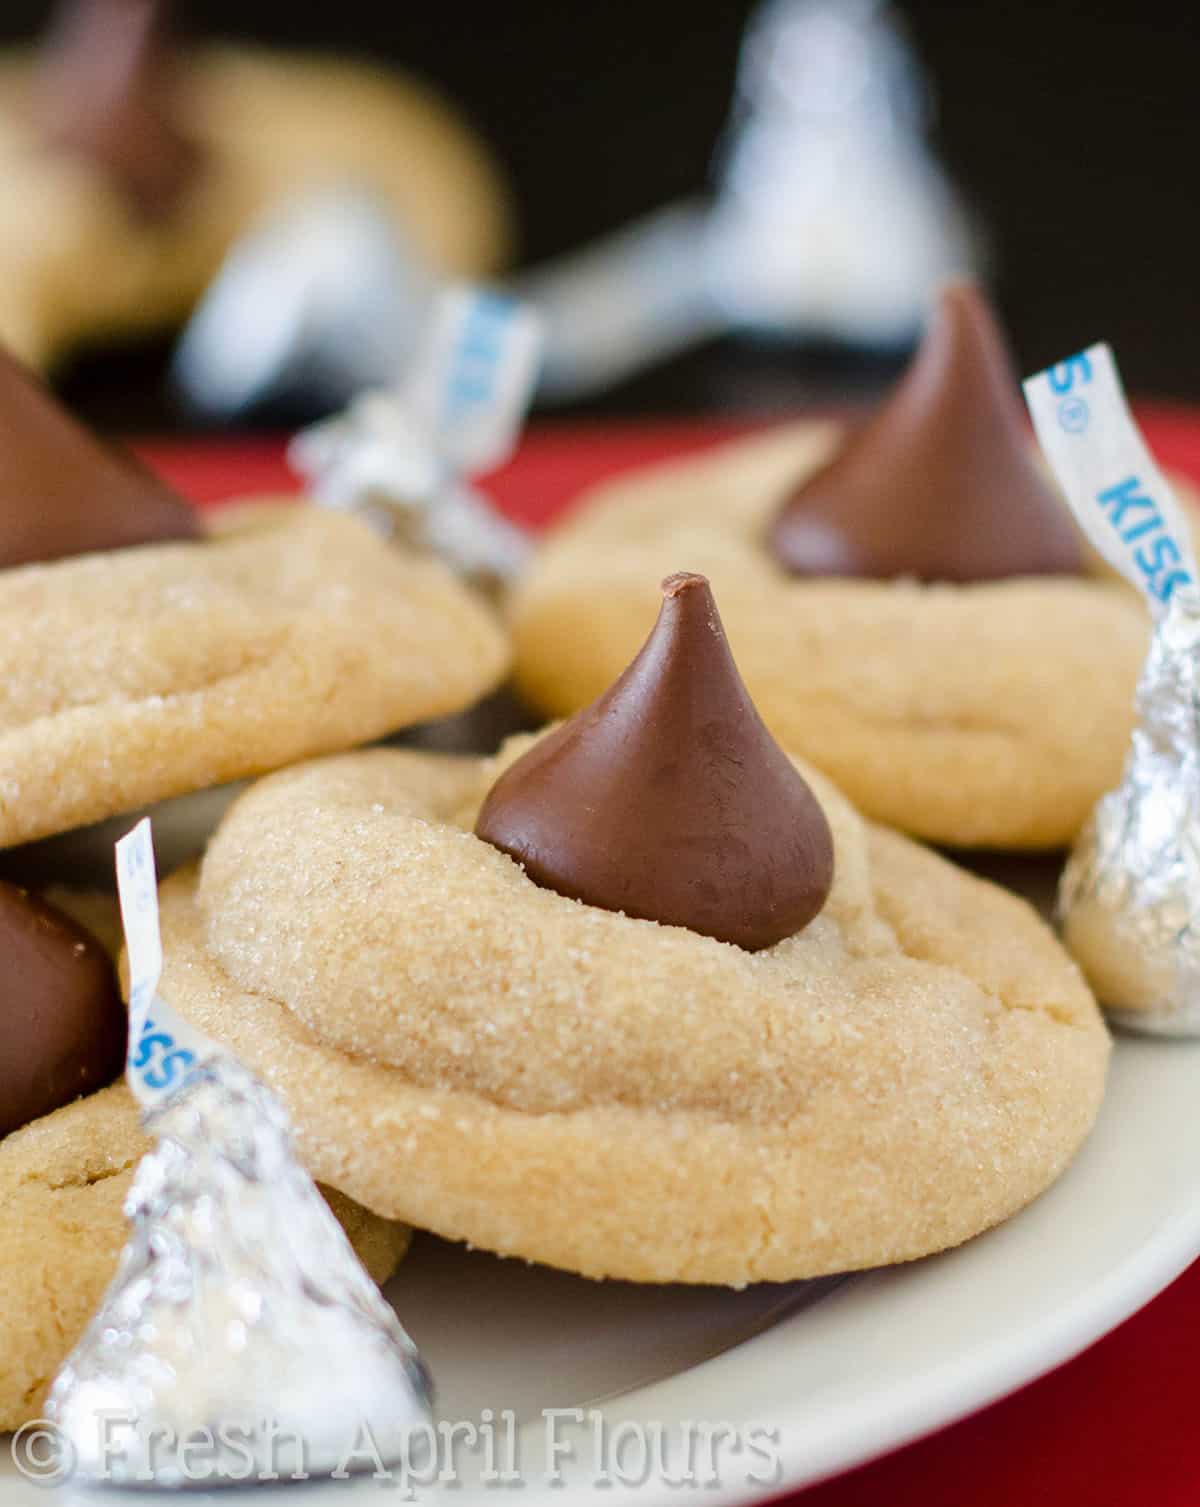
[0,2,511,371]
[508,287,1192,850]
[0,1084,410,1430]
[0,505,508,849]
[0,345,508,850]
[155,735,1108,1285]
[510,424,1156,849]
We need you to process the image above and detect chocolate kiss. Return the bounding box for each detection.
[0,883,126,1139]
[476,572,834,950]
[768,283,1083,582]
[0,345,200,569]
[33,0,201,219]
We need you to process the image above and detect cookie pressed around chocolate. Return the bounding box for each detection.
[153,742,1110,1286]
[507,422,1163,849]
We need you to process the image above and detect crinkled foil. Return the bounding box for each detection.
[291,392,530,589]
[48,1058,432,1487]
[1060,592,1200,1036]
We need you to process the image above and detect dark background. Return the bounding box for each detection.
[3,0,1199,424]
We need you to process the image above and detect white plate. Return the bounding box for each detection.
[3,1030,1197,1507]
[349,1032,1200,1503]
[3,848,1199,1505]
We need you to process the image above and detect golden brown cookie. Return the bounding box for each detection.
[0,1083,410,1430]
[0,505,508,850]
[508,421,1165,849]
[153,741,1110,1286]
[0,43,511,371]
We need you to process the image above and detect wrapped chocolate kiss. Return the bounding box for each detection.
[173,185,435,420]
[1025,345,1200,1036]
[176,0,975,407]
[704,0,981,346]
[290,285,541,589]
[48,822,432,1485]
[517,0,980,401]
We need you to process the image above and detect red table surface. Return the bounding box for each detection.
[135,407,1200,1507]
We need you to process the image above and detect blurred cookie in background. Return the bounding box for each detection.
[0,0,513,375]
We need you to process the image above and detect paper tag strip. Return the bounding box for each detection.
[402,285,543,476]
[116,820,216,1108]
[1023,343,1198,610]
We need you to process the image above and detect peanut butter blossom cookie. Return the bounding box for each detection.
[0,0,511,371]
[0,886,409,1430]
[0,347,508,849]
[509,284,1161,849]
[156,574,1108,1285]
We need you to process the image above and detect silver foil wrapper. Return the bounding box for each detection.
[1060,593,1200,1037]
[519,0,980,401]
[703,0,979,344]
[174,3,977,412]
[173,185,434,421]
[290,392,531,589]
[48,1058,432,1487]
[510,202,718,402]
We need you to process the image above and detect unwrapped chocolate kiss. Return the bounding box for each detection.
[0,882,126,1138]
[769,283,1083,582]
[0,345,199,568]
[476,571,834,949]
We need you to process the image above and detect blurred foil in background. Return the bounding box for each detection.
[290,388,530,587]
[290,286,541,589]
[705,0,980,345]
[520,0,983,400]
[173,185,435,420]
[173,0,982,420]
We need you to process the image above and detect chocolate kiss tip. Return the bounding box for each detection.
[0,883,126,1140]
[0,345,201,570]
[768,281,1084,584]
[476,572,834,951]
[34,0,200,218]
[662,569,706,594]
